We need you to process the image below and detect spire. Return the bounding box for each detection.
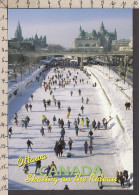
[14,21,23,42]
[100,21,105,30]
[115,28,117,40]
[78,25,83,38]
[35,33,38,40]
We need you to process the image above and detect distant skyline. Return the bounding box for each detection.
[8,9,132,48]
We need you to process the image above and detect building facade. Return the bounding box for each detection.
[111,39,130,51]
[73,22,117,52]
[10,21,47,49]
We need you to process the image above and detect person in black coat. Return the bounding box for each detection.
[57,143,63,157]
[64,185,69,190]
[27,139,33,152]
[119,172,125,187]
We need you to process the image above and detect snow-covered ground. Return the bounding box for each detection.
[8,66,133,190]
[8,65,45,101]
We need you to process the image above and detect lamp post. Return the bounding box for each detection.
[124,55,128,84]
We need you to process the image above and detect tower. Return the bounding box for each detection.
[14,21,23,42]
[115,29,117,40]
[78,25,82,38]
[99,21,105,34]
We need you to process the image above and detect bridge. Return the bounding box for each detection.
[21,50,133,67]
[9,50,133,68]
[22,50,133,58]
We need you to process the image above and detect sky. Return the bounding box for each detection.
[8,9,132,48]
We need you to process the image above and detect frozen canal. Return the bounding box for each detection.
[8,67,133,190]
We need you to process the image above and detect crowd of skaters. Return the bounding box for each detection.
[8,66,130,189]
[9,67,114,157]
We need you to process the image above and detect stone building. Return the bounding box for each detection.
[73,22,117,51]
[10,21,47,49]
[112,39,130,51]
[118,37,133,52]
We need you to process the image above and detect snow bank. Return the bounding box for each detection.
[86,65,133,182]
[8,66,45,102]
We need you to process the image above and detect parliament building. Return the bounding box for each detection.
[72,22,117,52]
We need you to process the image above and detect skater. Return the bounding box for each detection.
[44,103,47,111]
[25,103,29,112]
[125,102,131,110]
[29,103,32,111]
[64,185,69,190]
[77,117,80,125]
[61,128,65,138]
[123,170,128,182]
[68,106,71,114]
[68,138,73,151]
[58,118,61,127]
[53,115,56,125]
[119,172,125,187]
[57,143,63,157]
[92,119,96,129]
[80,105,84,114]
[81,97,84,103]
[81,118,84,127]
[35,160,41,174]
[40,127,45,137]
[57,101,61,109]
[54,99,57,106]
[73,119,78,127]
[23,164,29,174]
[43,99,46,105]
[97,121,101,130]
[21,119,25,129]
[24,118,28,129]
[60,119,64,128]
[116,171,120,183]
[31,94,33,100]
[50,161,57,176]
[60,137,66,149]
[102,118,107,130]
[48,124,52,133]
[14,118,18,126]
[86,117,90,128]
[27,139,33,152]
[13,112,18,120]
[70,91,73,96]
[67,111,70,119]
[67,120,71,129]
[25,116,30,125]
[88,130,93,137]
[88,144,93,155]
[8,127,12,139]
[54,141,59,157]
[86,97,89,104]
[52,94,55,100]
[89,135,94,145]
[84,141,88,154]
[78,89,81,96]
[75,125,79,136]
[98,175,103,189]
[41,115,45,124]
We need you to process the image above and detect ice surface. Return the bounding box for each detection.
[8,66,133,190]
